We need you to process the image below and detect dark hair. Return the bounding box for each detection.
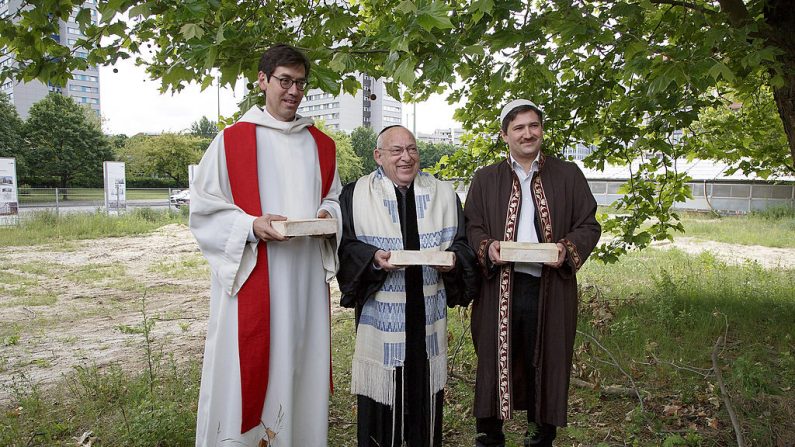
[258,44,310,80]
[501,105,544,133]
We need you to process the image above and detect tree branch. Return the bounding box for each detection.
[716,0,752,28]
[711,335,746,447]
[577,329,645,412]
[649,0,717,15]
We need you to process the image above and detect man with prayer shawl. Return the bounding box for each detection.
[465,100,601,447]
[337,125,479,446]
[190,44,342,447]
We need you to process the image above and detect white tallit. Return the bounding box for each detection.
[350,168,459,406]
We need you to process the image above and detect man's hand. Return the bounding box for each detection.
[373,249,400,272]
[489,241,508,265]
[253,214,289,241]
[434,252,456,273]
[317,209,331,219]
[544,242,566,268]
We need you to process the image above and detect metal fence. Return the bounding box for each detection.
[16,187,187,215]
[587,180,795,213]
[447,179,795,214]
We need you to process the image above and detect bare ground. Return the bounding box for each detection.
[0,225,792,403]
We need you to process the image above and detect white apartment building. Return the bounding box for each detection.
[298,74,402,132]
[0,0,101,119]
[416,127,465,146]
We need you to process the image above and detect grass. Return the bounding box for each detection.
[148,254,210,280]
[677,207,795,248]
[0,207,188,246]
[0,212,793,446]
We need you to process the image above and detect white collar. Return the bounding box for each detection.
[509,152,541,175]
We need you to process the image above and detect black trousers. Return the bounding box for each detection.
[476,272,544,444]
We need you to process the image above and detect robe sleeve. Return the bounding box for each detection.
[442,196,480,307]
[556,164,601,278]
[464,169,499,279]
[336,181,388,308]
[318,168,343,282]
[189,132,259,297]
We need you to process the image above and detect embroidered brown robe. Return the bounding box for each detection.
[463,155,601,427]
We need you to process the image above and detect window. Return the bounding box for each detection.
[69,84,98,93]
[68,27,83,36]
[76,96,98,104]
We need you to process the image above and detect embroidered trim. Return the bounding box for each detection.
[561,238,583,271]
[497,172,521,420]
[477,239,493,277]
[531,173,553,243]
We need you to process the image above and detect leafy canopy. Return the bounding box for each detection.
[2,0,793,260]
[24,93,112,188]
[117,133,206,185]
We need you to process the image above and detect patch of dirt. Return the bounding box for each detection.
[0,224,208,403]
[652,237,795,269]
[0,224,345,404]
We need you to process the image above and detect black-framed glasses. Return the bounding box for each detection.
[271,75,309,91]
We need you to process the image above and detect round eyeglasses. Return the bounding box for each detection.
[271,75,309,91]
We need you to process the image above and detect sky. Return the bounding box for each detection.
[98,58,462,136]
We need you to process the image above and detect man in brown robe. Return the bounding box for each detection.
[464,99,601,447]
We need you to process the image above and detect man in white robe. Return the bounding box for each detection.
[190,44,341,447]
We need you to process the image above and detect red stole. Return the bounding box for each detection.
[223,121,336,433]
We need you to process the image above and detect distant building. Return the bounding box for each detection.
[0,0,101,119]
[416,127,465,146]
[298,74,402,132]
[562,143,596,160]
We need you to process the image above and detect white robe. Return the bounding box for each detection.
[190,106,342,447]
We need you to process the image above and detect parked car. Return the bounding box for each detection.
[169,189,190,208]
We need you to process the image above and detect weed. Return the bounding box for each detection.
[2,334,19,346]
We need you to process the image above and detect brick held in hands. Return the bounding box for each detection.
[270,218,338,237]
[499,242,559,263]
[389,250,454,267]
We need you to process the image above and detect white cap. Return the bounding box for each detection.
[499,99,541,128]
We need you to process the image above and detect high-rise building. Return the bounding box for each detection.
[298,74,402,132]
[0,0,101,119]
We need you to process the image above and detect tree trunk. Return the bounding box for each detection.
[773,77,795,168]
[765,0,795,167]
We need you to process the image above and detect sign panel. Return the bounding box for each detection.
[0,157,19,225]
[103,161,126,214]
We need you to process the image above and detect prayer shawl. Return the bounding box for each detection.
[350,168,458,405]
[223,121,336,433]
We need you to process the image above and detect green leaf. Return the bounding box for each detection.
[471,0,494,15]
[204,46,218,70]
[215,24,225,43]
[310,65,341,94]
[417,13,453,32]
[462,45,484,56]
[707,61,735,82]
[180,23,204,41]
[396,0,417,14]
[128,4,150,19]
[393,56,416,87]
[328,52,350,73]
